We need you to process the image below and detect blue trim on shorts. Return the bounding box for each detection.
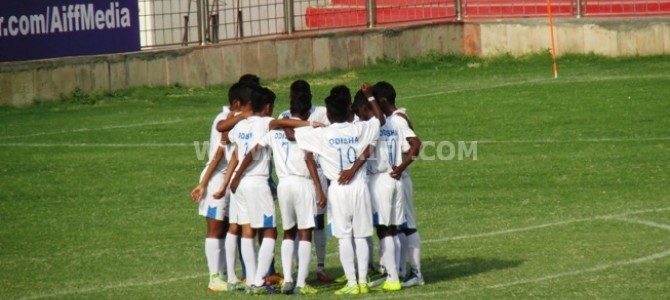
[207,205,217,219]
[263,215,274,227]
[372,212,379,226]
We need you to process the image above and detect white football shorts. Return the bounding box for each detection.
[327,180,373,239]
[231,176,275,229]
[369,172,404,226]
[198,168,229,221]
[278,176,317,230]
[400,173,417,230]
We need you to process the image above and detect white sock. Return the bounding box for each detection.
[338,238,357,286]
[254,238,276,287]
[378,237,386,273]
[393,234,401,276]
[225,233,239,283]
[205,238,221,277]
[354,238,370,284]
[241,237,257,285]
[294,238,300,266]
[381,236,399,282]
[407,232,421,275]
[297,240,312,287]
[281,239,295,283]
[398,232,408,278]
[314,228,327,271]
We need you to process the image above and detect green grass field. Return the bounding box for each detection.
[1,54,669,299]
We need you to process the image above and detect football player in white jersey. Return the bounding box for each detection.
[374,81,424,287]
[294,84,385,295]
[278,80,333,283]
[214,85,322,294]
[190,82,250,292]
[257,91,327,295]
[350,84,417,292]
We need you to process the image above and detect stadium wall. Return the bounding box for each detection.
[1,18,669,106]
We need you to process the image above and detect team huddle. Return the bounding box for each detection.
[190,74,424,295]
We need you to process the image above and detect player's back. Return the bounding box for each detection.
[296,118,380,183]
[263,129,310,178]
[229,115,274,177]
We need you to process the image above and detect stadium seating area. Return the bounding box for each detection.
[305,0,670,29]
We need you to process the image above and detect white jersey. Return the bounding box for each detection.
[203,106,231,170]
[295,117,381,183]
[228,116,274,177]
[392,109,414,153]
[257,127,311,178]
[279,106,329,178]
[279,106,330,125]
[369,112,417,174]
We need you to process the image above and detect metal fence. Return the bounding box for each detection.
[138,0,670,48]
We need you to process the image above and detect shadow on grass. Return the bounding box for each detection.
[308,257,523,293]
[423,257,525,284]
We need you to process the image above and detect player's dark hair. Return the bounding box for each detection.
[325,85,351,123]
[290,80,311,99]
[330,85,351,98]
[373,81,396,105]
[250,86,276,113]
[351,90,371,115]
[228,82,249,106]
[290,91,312,117]
[238,74,260,85]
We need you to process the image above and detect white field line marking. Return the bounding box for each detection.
[368,248,670,299]
[17,206,670,300]
[425,206,670,244]
[0,119,184,140]
[403,73,670,100]
[477,137,670,144]
[403,78,550,99]
[369,216,670,300]
[17,273,204,300]
[609,216,670,232]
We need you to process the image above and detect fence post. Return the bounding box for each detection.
[575,0,583,18]
[366,0,376,28]
[182,16,190,46]
[284,0,295,35]
[210,13,219,43]
[196,0,207,45]
[455,0,462,21]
